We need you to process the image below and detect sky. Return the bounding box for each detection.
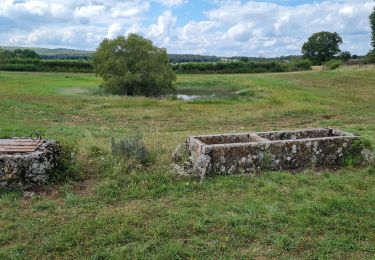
[0,0,374,57]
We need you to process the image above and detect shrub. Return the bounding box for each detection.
[111,133,150,166]
[48,142,81,183]
[364,51,375,64]
[338,51,351,62]
[0,58,93,73]
[288,59,312,71]
[343,139,373,167]
[323,59,343,70]
[171,61,293,74]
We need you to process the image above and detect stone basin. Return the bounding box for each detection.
[178,128,373,179]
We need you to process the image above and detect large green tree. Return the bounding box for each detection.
[301,32,343,64]
[92,34,176,96]
[370,6,375,49]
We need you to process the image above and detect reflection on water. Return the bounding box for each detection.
[172,87,255,101]
[176,94,216,100]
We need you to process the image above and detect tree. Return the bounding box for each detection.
[370,5,375,49]
[0,48,13,60]
[338,51,351,62]
[301,32,343,64]
[13,49,40,59]
[92,34,176,96]
[239,57,249,62]
[366,5,375,63]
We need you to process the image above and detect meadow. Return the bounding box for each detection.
[0,69,375,259]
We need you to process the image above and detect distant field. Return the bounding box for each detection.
[0,69,375,258]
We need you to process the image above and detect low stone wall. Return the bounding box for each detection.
[0,139,61,188]
[172,128,374,180]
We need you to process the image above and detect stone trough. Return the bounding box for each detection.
[0,138,61,188]
[173,128,373,179]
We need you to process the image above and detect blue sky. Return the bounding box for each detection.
[0,0,373,57]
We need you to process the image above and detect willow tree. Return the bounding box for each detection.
[92,34,176,96]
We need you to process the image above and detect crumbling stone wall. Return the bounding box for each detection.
[173,129,374,180]
[0,140,61,188]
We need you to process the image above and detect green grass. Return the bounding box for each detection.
[0,69,375,259]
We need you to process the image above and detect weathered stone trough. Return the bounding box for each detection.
[0,138,61,188]
[173,128,373,179]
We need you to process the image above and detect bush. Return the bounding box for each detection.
[171,61,293,74]
[323,59,343,70]
[0,58,93,73]
[343,139,373,167]
[288,59,312,71]
[111,133,150,166]
[338,51,351,62]
[364,51,375,64]
[48,142,81,183]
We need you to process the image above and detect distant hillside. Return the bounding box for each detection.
[1,46,93,60]
[1,46,223,62]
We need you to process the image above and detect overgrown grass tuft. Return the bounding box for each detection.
[343,139,373,167]
[48,141,82,184]
[111,132,152,166]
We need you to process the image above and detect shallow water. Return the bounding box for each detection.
[176,94,217,100]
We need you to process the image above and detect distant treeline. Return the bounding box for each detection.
[1,46,306,63]
[0,47,313,73]
[0,47,91,72]
[0,59,92,73]
[172,59,312,74]
[40,54,91,61]
[0,59,312,74]
[169,54,220,63]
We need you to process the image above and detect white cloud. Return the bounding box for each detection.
[147,11,176,43]
[111,2,150,18]
[8,26,104,48]
[0,0,374,56]
[226,24,253,42]
[154,0,187,8]
[200,0,374,56]
[107,23,124,39]
[74,4,106,18]
[0,0,151,49]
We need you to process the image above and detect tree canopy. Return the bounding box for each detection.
[13,49,40,59]
[370,6,375,50]
[92,34,176,96]
[301,32,343,64]
[0,48,40,60]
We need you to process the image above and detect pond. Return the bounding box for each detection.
[175,93,234,100]
[174,88,254,100]
[174,79,255,101]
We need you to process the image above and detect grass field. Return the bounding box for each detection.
[0,69,375,259]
